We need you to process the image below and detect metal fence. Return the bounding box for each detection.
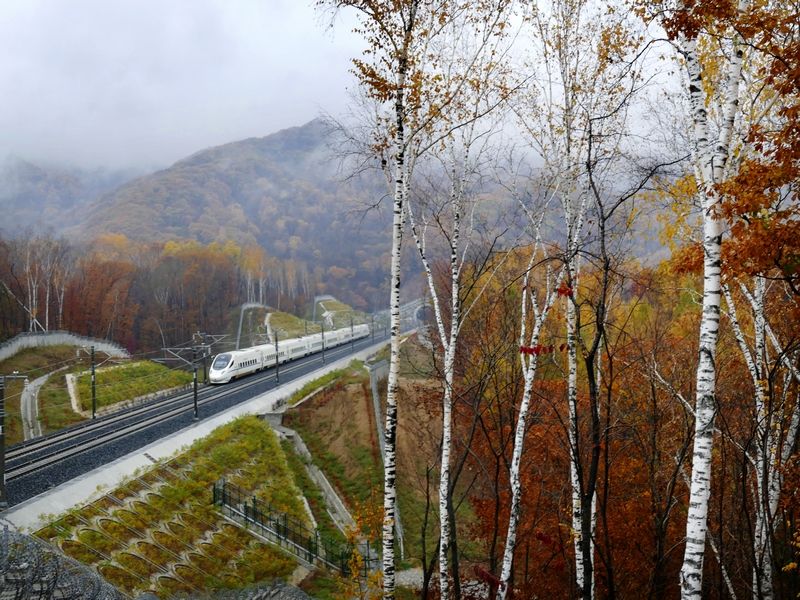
[0,331,130,363]
[0,525,125,600]
[212,479,377,577]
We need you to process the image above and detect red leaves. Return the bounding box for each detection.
[556,282,573,297]
[535,530,554,545]
[520,344,557,356]
[473,565,502,588]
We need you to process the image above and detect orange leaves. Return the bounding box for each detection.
[669,243,703,275]
[658,0,739,41]
[717,156,800,283]
[351,59,396,102]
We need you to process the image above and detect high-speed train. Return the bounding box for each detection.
[209,324,370,384]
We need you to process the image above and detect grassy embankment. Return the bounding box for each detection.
[36,416,308,598]
[74,361,192,412]
[284,363,383,511]
[395,335,482,564]
[0,346,195,442]
[269,311,320,339]
[0,346,95,445]
[405,335,484,557]
[283,361,388,598]
[314,299,368,330]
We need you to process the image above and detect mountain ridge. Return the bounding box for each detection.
[74,119,391,308]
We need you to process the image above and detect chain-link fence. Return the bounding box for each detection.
[0,525,125,600]
[0,331,130,363]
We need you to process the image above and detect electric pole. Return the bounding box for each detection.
[192,348,198,421]
[274,331,279,383]
[91,346,97,419]
[192,365,198,421]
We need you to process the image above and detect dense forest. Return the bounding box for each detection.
[312,0,800,599]
[0,234,318,350]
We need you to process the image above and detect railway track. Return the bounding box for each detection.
[5,334,385,501]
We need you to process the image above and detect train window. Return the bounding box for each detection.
[213,354,232,369]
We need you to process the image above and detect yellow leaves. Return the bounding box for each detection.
[626,205,639,231]
[351,59,395,102]
[597,22,633,68]
[644,174,700,251]
[162,239,200,257]
[696,36,723,106]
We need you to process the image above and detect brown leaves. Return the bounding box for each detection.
[658,0,739,41]
[351,59,396,102]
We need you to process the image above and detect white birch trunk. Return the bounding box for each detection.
[382,171,404,600]
[498,257,563,599]
[677,4,745,593]
[25,244,40,332]
[723,282,770,599]
[382,75,410,600]
[405,160,464,598]
[679,203,722,599]
[57,281,66,330]
[722,278,800,600]
[566,258,590,594]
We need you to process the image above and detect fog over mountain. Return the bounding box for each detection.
[0,157,139,235]
[75,119,395,308]
[0,1,361,170]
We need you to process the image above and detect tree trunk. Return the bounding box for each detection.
[676,3,745,593]
[679,211,722,599]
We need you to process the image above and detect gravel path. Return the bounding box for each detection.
[20,372,49,439]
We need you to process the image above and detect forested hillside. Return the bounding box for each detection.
[318,0,800,599]
[0,235,335,351]
[0,157,134,233]
[76,119,394,309]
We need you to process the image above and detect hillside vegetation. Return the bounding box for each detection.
[75,361,193,412]
[0,345,88,445]
[36,416,303,597]
[75,120,395,310]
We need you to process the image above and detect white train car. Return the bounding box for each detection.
[209,323,370,384]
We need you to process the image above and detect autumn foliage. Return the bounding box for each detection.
[0,234,318,352]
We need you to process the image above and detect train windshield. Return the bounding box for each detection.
[212,353,232,369]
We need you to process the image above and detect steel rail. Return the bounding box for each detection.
[6,335,376,480]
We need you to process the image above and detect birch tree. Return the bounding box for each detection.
[506,1,649,595]
[650,2,750,595]
[320,2,517,596]
[720,277,800,599]
[403,22,518,600]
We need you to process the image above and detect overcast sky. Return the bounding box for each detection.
[0,1,362,170]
